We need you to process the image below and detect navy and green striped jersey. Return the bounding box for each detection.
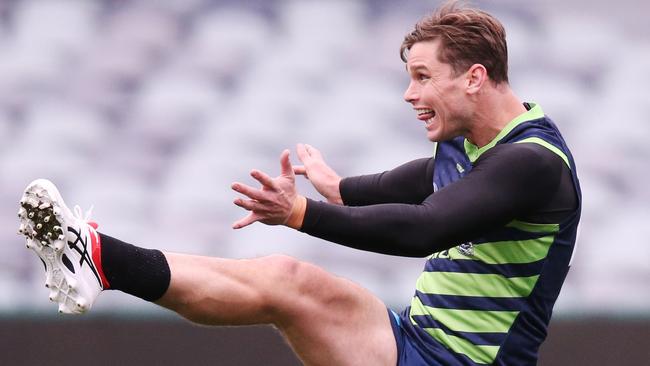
[400,103,582,365]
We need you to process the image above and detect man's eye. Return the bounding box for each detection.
[418,74,430,81]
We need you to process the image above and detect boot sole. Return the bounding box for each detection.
[18,179,90,314]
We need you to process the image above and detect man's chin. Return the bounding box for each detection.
[428,135,458,143]
[427,130,445,142]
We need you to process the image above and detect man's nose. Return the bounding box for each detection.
[403,81,418,103]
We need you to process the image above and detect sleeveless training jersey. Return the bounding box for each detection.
[398,103,582,365]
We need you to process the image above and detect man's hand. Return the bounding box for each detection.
[232,149,306,229]
[294,143,343,205]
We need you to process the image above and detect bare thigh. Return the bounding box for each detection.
[158,253,397,366]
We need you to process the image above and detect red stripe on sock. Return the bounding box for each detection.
[90,228,111,289]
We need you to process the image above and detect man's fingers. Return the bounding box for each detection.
[233,197,260,211]
[231,182,266,201]
[304,144,323,159]
[296,143,309,163]
[279,149,294,177]
[250,169,278,190]
[297,143,324,164]
[232,213,258,229]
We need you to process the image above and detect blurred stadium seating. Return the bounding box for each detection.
[0,1,648,363]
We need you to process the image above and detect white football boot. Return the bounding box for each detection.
[18,179,109,314]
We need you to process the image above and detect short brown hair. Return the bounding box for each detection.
[400,1,509,84]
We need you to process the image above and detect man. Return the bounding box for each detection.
[18,3,580,365]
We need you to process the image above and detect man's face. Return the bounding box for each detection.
[404,40,470,142]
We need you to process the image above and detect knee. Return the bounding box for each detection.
[259,255,366,330]
[259,254,327,306]
[261,254,306,288]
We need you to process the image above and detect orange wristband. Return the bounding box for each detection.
[285,195,307,230]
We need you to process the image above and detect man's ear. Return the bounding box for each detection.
[466,64,488,94]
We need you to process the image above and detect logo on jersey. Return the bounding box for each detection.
[456,242,474,257]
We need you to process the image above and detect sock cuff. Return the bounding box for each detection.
[99,233,171,302]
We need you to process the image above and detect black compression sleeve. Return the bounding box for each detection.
[300,143,569,257]
[340,158,434,205]
[100,234,171,301]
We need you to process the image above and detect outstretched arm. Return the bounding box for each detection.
[340,157,434,206]
[232,144,573,257]
[300,143,572,257]
[294,143,434,206]
[231,146,434,230]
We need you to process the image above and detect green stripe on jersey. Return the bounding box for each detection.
[468,236,554,264]
[506,220,559,233]
[515,137,570,168]
[435,234,555,264]
[465,103,545,163]
[416,272,539,298]
[410,296,519,333]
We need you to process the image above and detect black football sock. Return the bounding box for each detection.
[98,233,171,302]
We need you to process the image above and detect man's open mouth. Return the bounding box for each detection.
[416,108,436,126]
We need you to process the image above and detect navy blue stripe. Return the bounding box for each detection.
[416,290,524,312]
[424,257,544,277]
[512,129,563,146]
[411,314,506,346]
[505,119,567,152]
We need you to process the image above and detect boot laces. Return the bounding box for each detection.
[73,204,98,229]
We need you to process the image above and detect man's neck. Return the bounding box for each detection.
[465,85,527,148]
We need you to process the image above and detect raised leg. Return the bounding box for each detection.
[158,253,397,366]
[19,179,397,366]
